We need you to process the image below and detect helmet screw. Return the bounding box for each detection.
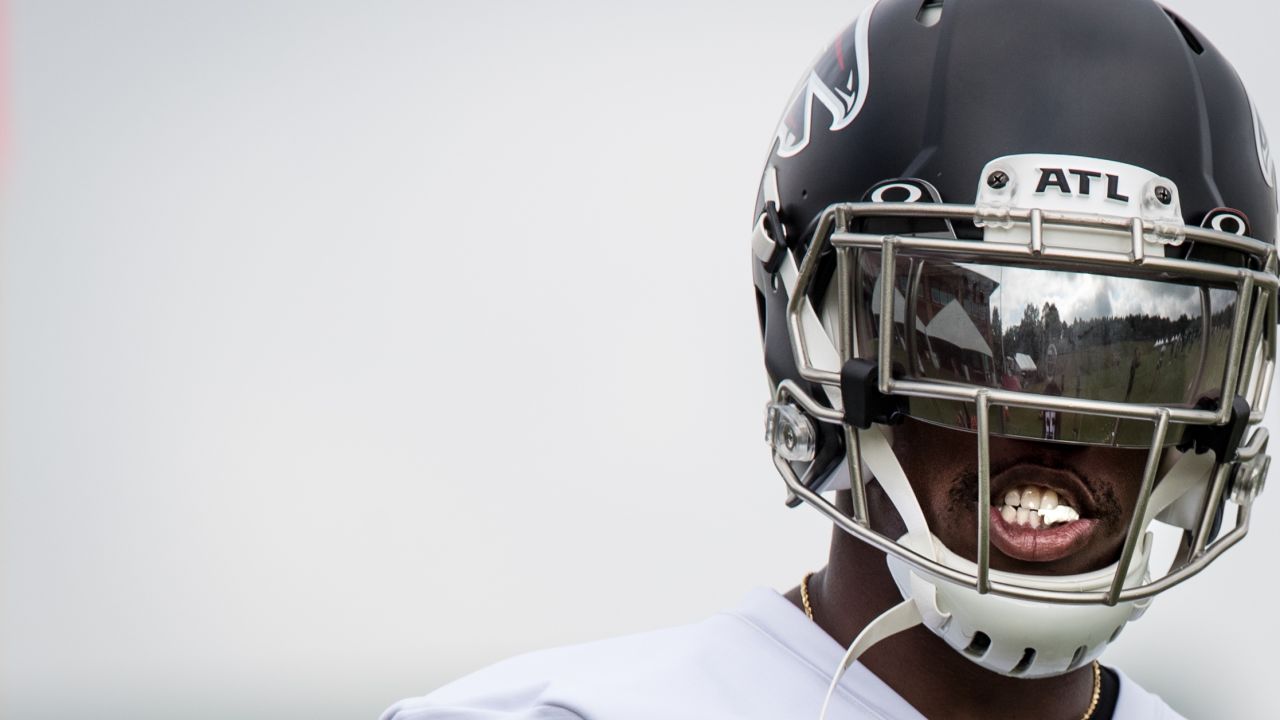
[783,426,797,450]
[1154,186,1173,205]
[986,171,1010,189]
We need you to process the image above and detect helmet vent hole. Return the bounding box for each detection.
[1010,648,1037,676]
[962,631,991,658]
[915,0,943,28]
[1164,10,1205,55]
[1068,645,1088,671]
[1109,625,1125,644]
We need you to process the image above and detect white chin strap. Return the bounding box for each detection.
[818,597,922,720]
[817,425,1215,719]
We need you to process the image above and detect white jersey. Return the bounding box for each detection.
[383,588,1184,720]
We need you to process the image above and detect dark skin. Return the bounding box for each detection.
[784,417,1155,720]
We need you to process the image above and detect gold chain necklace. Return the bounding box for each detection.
[800,572,1101,720]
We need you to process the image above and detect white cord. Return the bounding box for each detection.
[818,598,923,720]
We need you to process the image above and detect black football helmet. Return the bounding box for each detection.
[753,0,1276,689]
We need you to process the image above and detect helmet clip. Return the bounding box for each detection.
[766,401,817,463]
[1178,395,1251,461]
[840,358,908,430]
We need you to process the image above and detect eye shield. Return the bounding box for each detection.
[855,254,1242,446]
[778,155,1278,452]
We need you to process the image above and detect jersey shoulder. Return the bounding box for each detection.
[1114,669,1187,719]
[380,608,774,720]
[380,588,865,720]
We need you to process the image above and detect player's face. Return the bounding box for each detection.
[890,417,1153,575]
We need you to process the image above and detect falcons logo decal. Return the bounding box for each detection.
[774,0,878,159]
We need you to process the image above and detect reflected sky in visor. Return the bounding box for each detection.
[959,263,1205,325]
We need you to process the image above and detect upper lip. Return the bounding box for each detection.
[988,462,1097,517]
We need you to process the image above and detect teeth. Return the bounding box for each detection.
[1021,487,1041,510]
[1040,505,1081,526]
[1040,489,1059,512]
[995,485,1080,528]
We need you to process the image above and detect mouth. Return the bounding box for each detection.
[987,464,1100,563]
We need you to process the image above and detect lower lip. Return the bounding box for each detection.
[988,508,1099,563]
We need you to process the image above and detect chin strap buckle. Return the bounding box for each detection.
[1175,396,1266,544]
[840,358,907,429]
[752,200,789,274]
[1178,395,1251,461]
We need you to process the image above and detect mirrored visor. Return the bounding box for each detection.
[854,253,1238,446]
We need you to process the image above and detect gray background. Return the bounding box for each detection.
[2,1,1276,718]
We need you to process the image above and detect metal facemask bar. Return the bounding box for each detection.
[772,200,1278,606]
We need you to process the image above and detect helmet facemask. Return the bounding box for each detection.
[759,157,1276,694]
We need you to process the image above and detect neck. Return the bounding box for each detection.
[787,506,1098,720]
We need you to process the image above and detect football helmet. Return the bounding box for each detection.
[752,0,1277,703]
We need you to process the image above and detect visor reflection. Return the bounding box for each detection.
[856,254,1237,446]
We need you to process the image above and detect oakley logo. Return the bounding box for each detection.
[1034,168,1130,202]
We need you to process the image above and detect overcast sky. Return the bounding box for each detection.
[982,264,1208,325]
